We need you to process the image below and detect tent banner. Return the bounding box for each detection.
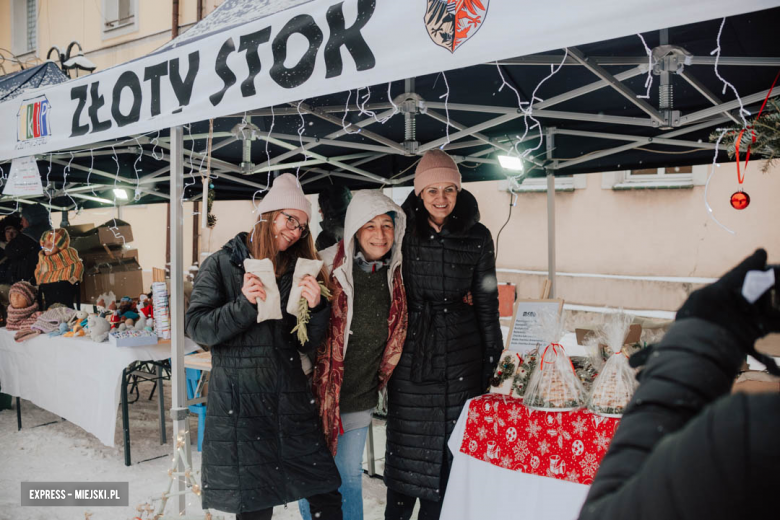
[0,0,772,161]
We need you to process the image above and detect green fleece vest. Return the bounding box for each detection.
[339,265,391,413]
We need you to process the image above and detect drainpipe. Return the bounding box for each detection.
[172,0,179,39]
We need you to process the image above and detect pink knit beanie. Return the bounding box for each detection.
[413,149,462,196]
[256,173,312,220]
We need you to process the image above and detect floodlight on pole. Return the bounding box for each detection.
[497,155,523,171]
[113,189,129,200]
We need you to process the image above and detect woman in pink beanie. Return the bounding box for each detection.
[185,173,342,520]
[384,149,503,520]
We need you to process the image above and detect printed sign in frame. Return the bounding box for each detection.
[506,299,564,354]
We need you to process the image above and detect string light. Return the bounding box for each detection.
[341,90,361,135]
[705,128,735,234]
[295,99,308,179]
[438,71,451,150]
[636,33,654,100]
[712,17,749,128]
[151,129,164,161]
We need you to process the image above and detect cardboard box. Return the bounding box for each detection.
[79,247,139,268]
[81,259,144,305]
[70,220,134,252]
[732,371,780,394]
[575,324,642,346]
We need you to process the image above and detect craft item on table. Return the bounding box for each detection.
[286,258,331,345]
[138,293,154,319]
[243,258,282,322]
[109,312,123,329]
[48,322,70,337]
[63,324,87,337]
[117,296,139,320]
[68,309,88,328]
[511,349,538,398]
[7,281,42,341]
[523,309,586,411]
[34,229,84,289]
[109,329,158,347]
[151,282,171,340]
[30,307,76,335]
[88,314,111,342]
[570,356,599,392]
[587,311,640,417]
[133,315,147,331]
[95,291,116,310]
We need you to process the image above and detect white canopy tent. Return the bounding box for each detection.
[1,0,778,515]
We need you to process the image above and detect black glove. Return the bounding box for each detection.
[676,248,780,374]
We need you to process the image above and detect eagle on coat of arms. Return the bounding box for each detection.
[425,0,489,53]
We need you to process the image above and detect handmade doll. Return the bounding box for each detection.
[117,296,140,321]
[34,229,84,310]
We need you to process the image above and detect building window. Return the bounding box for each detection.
[11,0,37,56]
[602,165,707,190]
[102,0,138,38]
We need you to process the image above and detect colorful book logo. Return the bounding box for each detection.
[17,95,52,141]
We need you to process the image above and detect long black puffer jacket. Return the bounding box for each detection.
[579,318,780,520]
[384,190,504,501]
[185,232,340,514]
[0,233,40,284]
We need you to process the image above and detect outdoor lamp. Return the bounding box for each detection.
[113,189,129,200]
[498,155,524,171]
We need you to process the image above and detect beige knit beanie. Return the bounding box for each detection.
[413,149,462,195]
[256,173,312,220]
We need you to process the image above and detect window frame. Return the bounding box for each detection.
[602,165,708,189]
[10,0,38,58]
[101,0,139,39]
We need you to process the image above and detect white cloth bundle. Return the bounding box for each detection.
[286,258,323,316]
[243,258,282,322]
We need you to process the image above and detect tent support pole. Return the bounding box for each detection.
[545,128,557,299]
[169,125,190,516]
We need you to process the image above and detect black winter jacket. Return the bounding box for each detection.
[579,318,780,520]
[384,190,503,501]
[0,233,40,284]
[185,233,340,514]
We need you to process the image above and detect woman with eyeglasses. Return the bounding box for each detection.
[383,150,503,520]
[185,173,343,520]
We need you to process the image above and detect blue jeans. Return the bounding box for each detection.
[299,425,369,520]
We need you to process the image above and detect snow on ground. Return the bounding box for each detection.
[0,379,408,520]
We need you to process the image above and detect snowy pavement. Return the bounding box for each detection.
[0,380,400,520]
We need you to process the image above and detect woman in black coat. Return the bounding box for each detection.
[384,150,504,520]
[579,249,780,520]
[185,174,342,520]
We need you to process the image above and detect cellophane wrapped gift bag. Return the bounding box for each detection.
[523,309,586,411]
[586,311,639,417]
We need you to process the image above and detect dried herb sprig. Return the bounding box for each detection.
[291,281,332,345]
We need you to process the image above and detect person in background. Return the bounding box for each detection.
[579,249,780,520]
[185,173,342,520]
[0,208,47,286]
[384,149,503,520]
[300,191,408,520]
[316,185,352,251]
[20,204,53,243]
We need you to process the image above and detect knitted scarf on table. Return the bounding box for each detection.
[34,229,84,285]
[7,301,42,333]
[312,241,408,456]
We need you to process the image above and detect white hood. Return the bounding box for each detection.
[319,189,406,357]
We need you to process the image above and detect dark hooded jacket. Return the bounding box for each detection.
[184,232,340,514]
[384,189,503,501]
[0,233,40,284]
[21,204,53,244]
[579,318,780,520]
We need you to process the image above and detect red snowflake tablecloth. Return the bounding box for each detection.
[459,394,620,485]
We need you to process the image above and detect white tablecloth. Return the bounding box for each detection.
[441,395,590,520]
[0,330,198,447]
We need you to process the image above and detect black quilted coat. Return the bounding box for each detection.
[579,318,780,520]
[185,233,340,514]
[384,190,503,501]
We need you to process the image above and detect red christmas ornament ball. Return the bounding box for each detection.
[730,191,750,210]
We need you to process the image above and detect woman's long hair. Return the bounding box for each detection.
[246,211,329,285]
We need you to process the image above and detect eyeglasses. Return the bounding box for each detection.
[280,211,309,238]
